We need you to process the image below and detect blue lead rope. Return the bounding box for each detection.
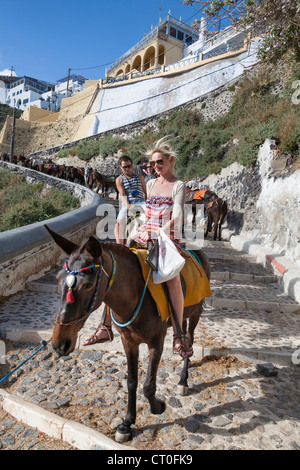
[0,340,48,386]
[110,268,152,328]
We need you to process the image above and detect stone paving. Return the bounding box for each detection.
[1,239,300,450]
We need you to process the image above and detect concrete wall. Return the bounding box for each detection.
[0,116,31,155]
[79,40,259,138]
[0,162,104,297]
[190,139,300,264]
[188,139,300,303]
[22,107,59,123]
[58,83,100,120]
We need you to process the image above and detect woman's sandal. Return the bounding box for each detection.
[173,334,193,359]
[83,325,114,346]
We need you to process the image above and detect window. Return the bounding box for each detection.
[185,35,193,45]
[23,99,29,105]
[169,26,176,38]
[177,30,184,41]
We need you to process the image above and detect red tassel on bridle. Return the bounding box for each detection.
[66,288,75,304]
[65,272,76,304]
[64,261,101,306]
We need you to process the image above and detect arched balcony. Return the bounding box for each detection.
[132,55,142,72]
[143,46,155,70]
[158,45,165,65]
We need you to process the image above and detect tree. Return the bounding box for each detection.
[183,0,300,63]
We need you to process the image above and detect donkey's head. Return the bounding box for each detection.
[45,225,107,356]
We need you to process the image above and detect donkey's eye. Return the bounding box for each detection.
[80,281,94,290]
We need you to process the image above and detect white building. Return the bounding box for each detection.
[55,75,87,97]
[4,76,56,111]
[183,19,248,61]
[0,69,18,106]
[0,72,88,112]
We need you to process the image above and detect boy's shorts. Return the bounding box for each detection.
[117,200,146,221]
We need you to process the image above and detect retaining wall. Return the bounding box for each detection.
[188,139,300,302]
[0,162,104,297]
[76,40,260,140]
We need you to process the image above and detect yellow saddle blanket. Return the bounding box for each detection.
[131,248,211,321]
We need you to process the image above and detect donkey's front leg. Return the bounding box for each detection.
[115,342,139,443]
[143,338,166,415]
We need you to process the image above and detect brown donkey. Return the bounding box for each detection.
[89,170,119,198]
[205,197,228,241]
[45,225,210,443]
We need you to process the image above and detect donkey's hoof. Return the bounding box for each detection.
[115,430,131,443]
[177,384,189,396]
[151,398,166,415]
[115,424,132,443]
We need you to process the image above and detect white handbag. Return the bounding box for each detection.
[153,230,185,284]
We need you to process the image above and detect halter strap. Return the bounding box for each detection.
[104,251,116,297]
[64,262,101,275]
[55,250,116,326]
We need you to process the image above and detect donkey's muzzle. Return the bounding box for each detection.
[52,338,73,357]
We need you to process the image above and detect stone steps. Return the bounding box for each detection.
[25,270,278,294]
[1,237,300,368]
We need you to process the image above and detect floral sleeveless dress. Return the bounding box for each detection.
[135,195,181,251]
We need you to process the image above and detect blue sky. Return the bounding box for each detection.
[0,0,205,84]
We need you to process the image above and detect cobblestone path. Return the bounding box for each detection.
[1,238,300,450]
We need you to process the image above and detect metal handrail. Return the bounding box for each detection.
[202,39,246,60]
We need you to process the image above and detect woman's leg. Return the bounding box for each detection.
[166,275,184,334]
[83,305,113,346]
[166,275,193,358]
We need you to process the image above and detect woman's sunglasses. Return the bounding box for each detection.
[149,159,164,167]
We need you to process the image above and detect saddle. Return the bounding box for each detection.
[130,246,211,321]
[208,198,225,209]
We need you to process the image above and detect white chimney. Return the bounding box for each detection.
[198,17,207,49]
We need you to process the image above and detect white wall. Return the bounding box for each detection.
[88,40,260,137]
[6,84,41,110]
[0,81,6,104]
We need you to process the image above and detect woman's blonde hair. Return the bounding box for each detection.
[149,136,178,160]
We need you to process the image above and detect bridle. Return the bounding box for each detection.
[54,250,116,327]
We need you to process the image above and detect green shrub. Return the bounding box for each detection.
[122,132,157,164]
[98,135,126,158]
[227,121,279,167]
[57,147,77,158]
[0,169,80,232]
[77,140,100,161]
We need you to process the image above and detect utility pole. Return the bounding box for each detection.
[10,107,16,164]
[66,68,71,98]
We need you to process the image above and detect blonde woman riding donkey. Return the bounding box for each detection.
[84,137,193,359]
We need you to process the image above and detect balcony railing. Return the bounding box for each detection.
[202,39,246,60]
[106,15,197,76]
[165,55,198,72]
[102,33,248,86]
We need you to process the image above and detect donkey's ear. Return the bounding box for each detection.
[83,237,102,259]
[44,225,79,255]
